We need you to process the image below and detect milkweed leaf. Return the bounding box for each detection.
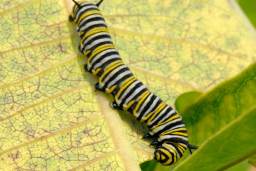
[0,0,255,170]
[174,107,256,171]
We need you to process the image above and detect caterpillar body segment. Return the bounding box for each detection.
[70,0,197,166]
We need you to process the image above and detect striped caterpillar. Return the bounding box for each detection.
[69,0,197,166]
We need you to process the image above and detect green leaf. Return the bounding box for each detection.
[183,64,256,144]
[175,91,202,114]
[172,64,256,170]
[249,155,256,167]
[0,0,255,170]
[140,160,158,171]
[174,107,256,171]
[237,0,256,28]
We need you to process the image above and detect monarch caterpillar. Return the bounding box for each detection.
[69,0,197,166]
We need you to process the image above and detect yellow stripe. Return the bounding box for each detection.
[146,103,166,124]
[161,129,187,136]
[177,145,184,155]
[76,10,101,23]
[142,103,166,122]
[178,144,186,152]
[105,85,116,94]
[179,143,187,149]
[133,91,150,115]
[88,44,115,62]
[161,147,176,164]
[172,132,188,136]
[92,68,101,76]
[115,77,136,100]
[123,100,135,110]
[154,114,180,128]
[99,60,123,83]
[81,27,109,43]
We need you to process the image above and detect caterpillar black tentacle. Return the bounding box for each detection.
[69,1,197,166]
[187,143,198,154]
[96,0,104,7]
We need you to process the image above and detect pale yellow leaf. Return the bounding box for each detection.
[0,0,255,170]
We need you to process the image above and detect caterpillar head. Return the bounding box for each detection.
[154,142,187,165]
[69,0,103,23]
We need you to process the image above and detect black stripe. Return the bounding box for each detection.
[131,92,150,115]
[126,88,147,113]
[169,142,183,158]
[129,87,147,104]
[119,82,143,107]
[137,94,157,121]
[83,33,110,47]
[118,81,141,104]
[74,4,95,20]
[81,34,111,52]
[83,40,113,56]
[111,73,133,96]
[127,100,138,113]
[79,16,105,31]
[102,58,122,70]
[116,78,136,99]
[148,106,172,128]
[102,63,125,87]
[163,138,188,146]
[90,52,120,71]
[162,146,175,165]
[103,67,130,88]
[84,23,107,33]
[79,23,107,39]
[76,6,99,23]
[143,99,162,123]
[160,146,175,165]
[152,120,183,136]
[159,112,179,124]
[100,63,123,82]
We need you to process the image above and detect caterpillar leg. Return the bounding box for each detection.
[111,101,123,110]
[150,140,161,148]
[84,64,89,72]
[143,133,155,140]
[69,15,74,22]
[187,143,198,154]
[95,82,104,92]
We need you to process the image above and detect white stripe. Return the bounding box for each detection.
[83,32,109,46]
[151,118,182,134]
[78,14,102,30]
[107,70,132,88]
[141,96,160,120]
[158,135,188,142]
[92,54,120,70]
[75,5,96,21]
[158,109,176,123]
[147,106,169,125]
[85,38,112,51]
[102,65,127,85]
[117,80,140,105]
[124,84,146,105]
[162,143,180,158]
[79,20,106,32]
[169,124,186,131]
[90,49,117,65]
[134,93,153,117]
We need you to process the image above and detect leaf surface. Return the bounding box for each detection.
[171,63,256,171]
[174,107,256,171]
[183,64,256,144]
[0,0,255,170]
[249,155,256,167]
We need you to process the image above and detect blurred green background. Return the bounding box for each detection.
[238,0,256,28]
[141,0,256,171]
